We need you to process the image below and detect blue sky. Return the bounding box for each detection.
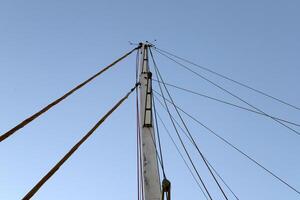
[0,0,300,199]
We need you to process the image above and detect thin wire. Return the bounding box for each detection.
[154,49,300,137]
[150,48,229,200]
[136,48,140,82]
[153,46,300,111]
[153,91,300,195]
[204,157,240,200]
[154,94,240,200]
[137,88,145,200]
[152,79,300,128]
[148,125,167,178]
[137,49,145,200]
[139,108,145,200]
[135,49,141,200]
[156,112,210,200]
[150,51,214,200]
[22,84,138,200]
[0,46,141,143]
[136,89,141,200]
[153,94,166,178]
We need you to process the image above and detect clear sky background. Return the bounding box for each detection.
[0,0,300,199]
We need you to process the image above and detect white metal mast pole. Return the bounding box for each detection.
[138,43,161,200]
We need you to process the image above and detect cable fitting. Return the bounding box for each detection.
[162,178,171,192]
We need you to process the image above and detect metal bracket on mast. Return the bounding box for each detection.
[144,71,153,127]
[161,178,171,200]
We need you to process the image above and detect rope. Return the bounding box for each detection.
[136,87,141,200]
[153,46,300,111]
[153,91,300,195]
[154,95,240,200]
[204,157,240,200]
[150,48,229,200]
[154,49,300,137]
[152,79,300,128]
[137,92,145,200]
[135,48,141,200]
[22,84,138,200]
[153,90,166,178]
[136,49,145,199]
[148,128,166,179]
[149,50,214,200]
[156,112,210,200]
[0,46,140,143]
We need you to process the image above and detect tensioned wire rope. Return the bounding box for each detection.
[0,46,141,143]
[156,112,210,200]
[139,46,209,200]
[22,84,138,200]
[153,90,300,195]
[155,106,239,200]
[153,48,300,137]
[152,45,300,112]
[135,48,143,200]
[150,48,229,200]
[152,79,300,128]
[149,56,215,199]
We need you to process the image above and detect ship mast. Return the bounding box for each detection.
[138,43,161,200]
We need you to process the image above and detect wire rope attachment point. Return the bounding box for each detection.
[161,178,171,200]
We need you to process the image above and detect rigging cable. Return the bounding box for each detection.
[152,46,300,111]
[150,48,229,200]
[136,90,141,200]
[22,84,138,200]
[140,64,166,178]
[137,88,145,200]
[149,53,214,200]
[138,97,145,200]
[135,48,142,200]
[148,121,167,178]
[156,112,210,200]
[0,46,141,143]
[153,49,300,137]
[153,90,300,195]
[153,94,166,179]
[152,79,300,128]
[204,157,240,200]
[154,95,239,200]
